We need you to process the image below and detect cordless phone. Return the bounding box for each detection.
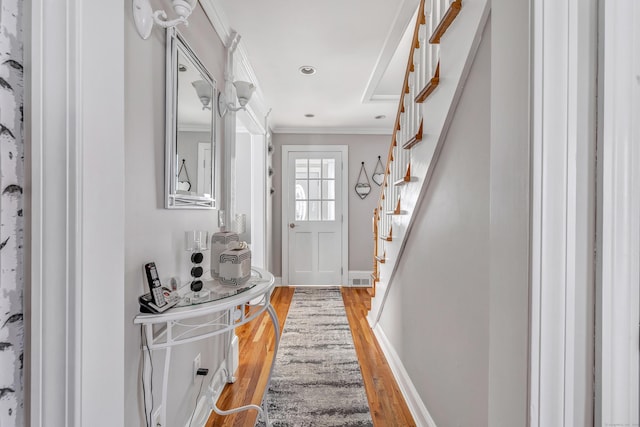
[139,262,179,313]
[145,262,166,307]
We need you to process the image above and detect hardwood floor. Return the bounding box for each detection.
[205,286,294,427]
[206,287,415,427]
[341,288,416,426]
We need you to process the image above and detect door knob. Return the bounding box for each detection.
[289,223,296,229]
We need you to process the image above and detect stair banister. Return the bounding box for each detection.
[370,0,478,327]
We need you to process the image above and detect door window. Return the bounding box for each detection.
[294,158,336,221]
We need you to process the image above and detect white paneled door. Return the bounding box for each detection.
[282,146,347,286]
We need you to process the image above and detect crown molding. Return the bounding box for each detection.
[272,126,393,136]
[199,0,229,42]
[361,0,419,103]
[232,46,269,119]
[200,0,269,123]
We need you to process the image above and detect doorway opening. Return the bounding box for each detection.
[234,112,268,269]
[281,145,348,286]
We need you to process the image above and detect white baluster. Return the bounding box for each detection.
[419,24,427,90]
[436,0,443,30]
[425,0,433,17]
[415,68,420,129]
[393,144,399,197]
[398,108,403,148]
[407,89,411,140]
[407,95,412,142]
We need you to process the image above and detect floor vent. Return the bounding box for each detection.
[348,272,372,287]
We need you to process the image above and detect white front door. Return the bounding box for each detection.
[282,146,348,286]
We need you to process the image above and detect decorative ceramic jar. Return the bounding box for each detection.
[219,243,251,286]
[210,231,239,278]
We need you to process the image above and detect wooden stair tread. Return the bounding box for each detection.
[393,177,418,186]
[403,119,424,149]
[416,62,440,103]
[429,0,462,44]
[394,163,415,186]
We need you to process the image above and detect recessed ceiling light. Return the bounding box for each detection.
[375,115,386,120]
[299,66,316,75]
[304,114,315,118]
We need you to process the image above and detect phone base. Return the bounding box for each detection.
[139,287,179,313]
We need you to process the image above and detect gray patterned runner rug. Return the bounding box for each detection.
[261,287,373,427]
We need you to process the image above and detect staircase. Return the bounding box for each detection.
[368,0,490,326]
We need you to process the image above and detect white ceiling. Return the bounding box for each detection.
[206,0,419,134]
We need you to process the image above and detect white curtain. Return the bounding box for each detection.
[0,0,25,425]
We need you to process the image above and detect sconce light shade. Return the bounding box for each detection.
[233,81,256,107]
[192,80,212,110]
[172,0,197,18]
[133,0,198,40]
[218,81,257,117]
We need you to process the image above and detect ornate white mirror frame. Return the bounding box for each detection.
[165,27,217,209]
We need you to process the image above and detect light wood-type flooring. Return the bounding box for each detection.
[206,287,415,427]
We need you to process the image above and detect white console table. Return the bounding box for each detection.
[134,268,278,426]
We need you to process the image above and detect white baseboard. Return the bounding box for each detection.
[275,272,373,287]
[366,312,376,329]
[373,324,437,427]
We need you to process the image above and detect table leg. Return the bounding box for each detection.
[212,400,263,418]
[160,346,172,426]
[212,306,269,422]
[142,324,171,427]
[225,318,237,383]
[142,326,153,425]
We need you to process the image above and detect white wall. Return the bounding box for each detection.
[236,132,253,241]
[271,133,388,277]
[377,20,491,427]
[250,133,266,268]
[266,132,275,272]
[176,130,211,193]
[488,2,530,425]
[124,1,227,425]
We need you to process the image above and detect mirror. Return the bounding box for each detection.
[165,28,216,209]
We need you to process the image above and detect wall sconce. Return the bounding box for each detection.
[133,0,197,40]
[218,81,256,117]
[192,80,212,110]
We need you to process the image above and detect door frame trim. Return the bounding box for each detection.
[27,1,126,424]
[597,1,640,423]
[529,0,598,424]
[281,145,349,286]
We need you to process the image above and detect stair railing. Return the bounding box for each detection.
[371,0,462,296]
